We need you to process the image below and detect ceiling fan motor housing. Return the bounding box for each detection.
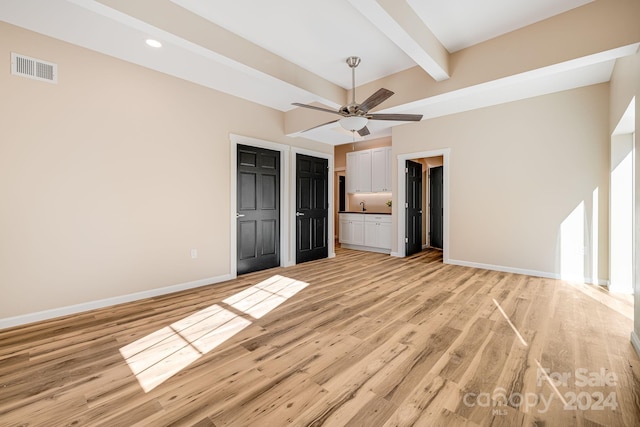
[341,102,362,116]
[346,56,361,68]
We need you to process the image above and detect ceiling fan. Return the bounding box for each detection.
[293,56,423,137]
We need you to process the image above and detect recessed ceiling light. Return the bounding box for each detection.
[145,39,162,48]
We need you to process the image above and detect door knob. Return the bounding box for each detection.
[236,213,245,218]
[296,212,305,216]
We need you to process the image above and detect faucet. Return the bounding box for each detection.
[360,201,366,212]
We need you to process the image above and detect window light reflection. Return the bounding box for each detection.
[119,275,309,392]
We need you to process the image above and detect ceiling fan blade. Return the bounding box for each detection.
[301,119,339,133]
[368,113,423,122]
[357,126,370,137]
[358,88,394,113]
[292,103,342,116]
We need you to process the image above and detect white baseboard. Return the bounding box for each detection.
[0,273,234,330]
[607,284,633,294]
[631,332,640,358]
[447,258,558,280]
[446,258,607,285]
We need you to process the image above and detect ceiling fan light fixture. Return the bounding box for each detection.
[294,56,422,139]
[339,116,368,131]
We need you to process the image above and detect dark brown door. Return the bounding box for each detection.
[237,144,280,275]
[406,160,422,256]
[429,166,443,249]
[296,154,328,264]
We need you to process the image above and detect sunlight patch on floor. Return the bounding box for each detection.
[492,298,528,347]
[562,280,633,321]
[224,275,309,319]
[119,275,309,392]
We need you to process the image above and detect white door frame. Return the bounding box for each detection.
[396,148,450,262]
[291,147,336,261]
[230,134,291,278]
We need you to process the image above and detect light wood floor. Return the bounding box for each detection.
[1,248,639,426]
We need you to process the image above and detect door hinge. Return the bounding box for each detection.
[405,237,409,243]
[405,167,409,173]
[405,202,408,208]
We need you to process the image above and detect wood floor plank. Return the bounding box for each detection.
[0,247,638,426]
[371,325,462,405]
[210,371,325,426]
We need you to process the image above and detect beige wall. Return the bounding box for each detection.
[0,22,330,321]
[393,84,610,281]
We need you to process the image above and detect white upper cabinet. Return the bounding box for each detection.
[371,147,392,192]
[346,147,391,194]
[346,150,372,193]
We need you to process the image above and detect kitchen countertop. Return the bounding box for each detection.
[339,211,391,215]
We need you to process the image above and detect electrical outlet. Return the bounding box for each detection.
[190,249,198,259]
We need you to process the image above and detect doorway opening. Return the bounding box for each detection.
[404,157,444,256]
[396,149,450,261]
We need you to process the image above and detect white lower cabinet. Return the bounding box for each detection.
[339,213,391,253]
[339,214,365,246]
[364,215,392,249]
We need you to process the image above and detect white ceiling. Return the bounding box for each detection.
[0,0,633,145]
[407,0,593,52]
[171,0,417,89]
